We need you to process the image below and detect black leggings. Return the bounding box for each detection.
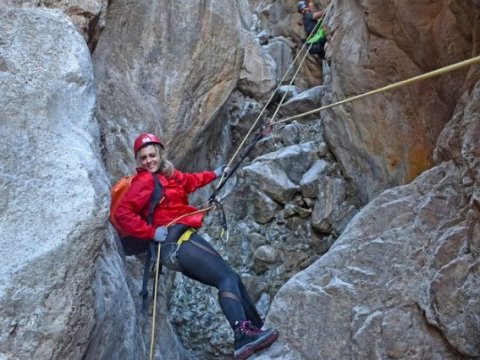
[160,225,262,330]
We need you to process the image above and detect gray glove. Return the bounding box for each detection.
[214,165,230,178]
[154,226,168,243]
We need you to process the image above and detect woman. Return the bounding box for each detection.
[115,133,278,360]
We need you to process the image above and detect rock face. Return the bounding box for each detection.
[93,0,256,178]
[323,0,480,202]
[253,0,480,202]
[0,7,108,359]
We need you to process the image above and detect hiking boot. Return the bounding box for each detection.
[233,320,278,360]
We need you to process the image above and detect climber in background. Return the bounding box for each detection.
[297,0,327,59]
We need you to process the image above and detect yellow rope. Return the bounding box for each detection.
[273,55,480,125]
[149,242,161,360]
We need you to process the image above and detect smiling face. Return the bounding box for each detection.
[137,144,161,173]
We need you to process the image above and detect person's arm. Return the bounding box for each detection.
[115,173,156,240]
[312,10,324,20]
[307,1,324,20]
[175,169,217,194]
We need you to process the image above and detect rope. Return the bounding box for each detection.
[148,243,161,360]
[273,55,480,125]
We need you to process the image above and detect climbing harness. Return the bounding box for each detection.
[160,227,197,270]
[306,25,325,44]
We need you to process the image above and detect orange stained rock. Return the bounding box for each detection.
[407,144,432,182]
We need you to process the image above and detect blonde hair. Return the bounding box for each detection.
[136,143,175,178]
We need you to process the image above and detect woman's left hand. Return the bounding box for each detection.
[154,226,168,243]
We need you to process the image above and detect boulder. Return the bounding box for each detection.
[0,7,107,359]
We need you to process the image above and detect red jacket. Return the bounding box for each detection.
[115,168,217,240]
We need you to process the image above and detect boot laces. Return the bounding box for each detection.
[237,320,261,336]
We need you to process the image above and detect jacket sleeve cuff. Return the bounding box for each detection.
[148,227,156,240]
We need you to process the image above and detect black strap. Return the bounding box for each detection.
[141,242,160,313]
[141,173,163,314]
[140,244,153,313]
[147,173,163,224]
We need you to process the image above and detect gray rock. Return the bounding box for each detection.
[264,37,294,83]
[242,162,299,204]
[254,245,278,264]
[300,159,331,198]
[266,159,480,359]
[238,31,277,101]
[0,7,107,360]
[2,0,108,51]
[311,176,358,234]
[323,0,480,203]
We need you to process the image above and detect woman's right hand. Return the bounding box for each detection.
[214,165,230,178]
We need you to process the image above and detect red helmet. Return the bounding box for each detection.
[133,133,164,155]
